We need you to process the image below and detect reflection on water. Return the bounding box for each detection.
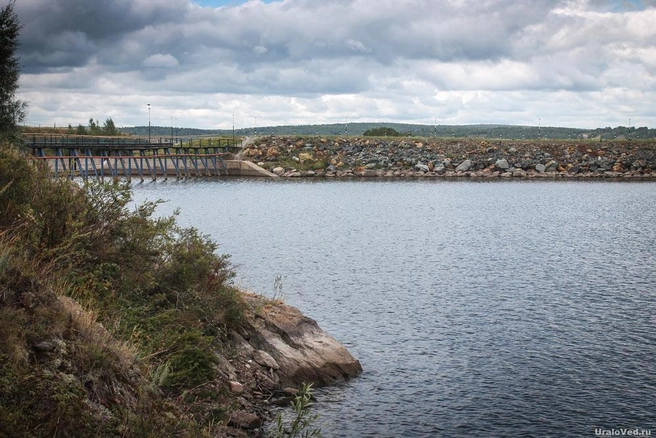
[132,179,656,437]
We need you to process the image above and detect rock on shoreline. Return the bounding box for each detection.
[242,137,656,179]
[218,293,362,435]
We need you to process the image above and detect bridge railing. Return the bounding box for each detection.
[24,134,242,151]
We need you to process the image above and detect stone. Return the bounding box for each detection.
[266,147,280,158]
[229,381,244,394]
[535,163,546,173]
[545,160,558,171]
[33,341,57,352]
[298,152,314,162]
[495,159,510,170]
[240,293,362,388]
[512,169,527,178]
[253,350,280,370]
[520,159,533,170]
[229,411,262,430]
[455,159,472,172]
[283,387,299,396]
[414,163,430,172]
[272,167,285,175]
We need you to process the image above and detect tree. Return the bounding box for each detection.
[102,117,118,135]
[363,127,408,137]
[89,118,100,135]
[0,0,27,142]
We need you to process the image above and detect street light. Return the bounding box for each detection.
[147,103,151,143]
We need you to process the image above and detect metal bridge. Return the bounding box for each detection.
[26,135,242,181]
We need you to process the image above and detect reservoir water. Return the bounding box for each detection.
[131,179,656,437]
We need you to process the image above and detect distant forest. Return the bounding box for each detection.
[119,122,655,140]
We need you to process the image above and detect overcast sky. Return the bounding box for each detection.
[13,0,656,130]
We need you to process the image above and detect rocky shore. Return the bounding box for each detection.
[242,136,656,179]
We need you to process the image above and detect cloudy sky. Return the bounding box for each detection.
[13,0,656,130]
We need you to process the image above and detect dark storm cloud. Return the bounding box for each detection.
[15,0,189,72]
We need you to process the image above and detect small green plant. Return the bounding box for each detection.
[273,383,322,438]
[272,274,286,302]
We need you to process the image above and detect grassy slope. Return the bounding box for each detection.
[0,142,249,437]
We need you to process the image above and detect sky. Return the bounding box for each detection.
[12,0,656,130]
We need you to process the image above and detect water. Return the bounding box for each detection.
[131,179,656,437]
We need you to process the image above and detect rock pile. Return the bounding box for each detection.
[242,137,656,179]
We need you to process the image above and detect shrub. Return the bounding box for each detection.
[362,127,410,137]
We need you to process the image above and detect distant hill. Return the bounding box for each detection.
[119,123,656,140]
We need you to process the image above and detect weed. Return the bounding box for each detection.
[274,383,322,438]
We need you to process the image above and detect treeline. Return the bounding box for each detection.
[121,122,655,140]
[68,117,120,136]
[585,126,656,140]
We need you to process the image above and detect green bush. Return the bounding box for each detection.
[362,127,410,137]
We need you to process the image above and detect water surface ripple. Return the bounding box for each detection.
[132,179,656,437]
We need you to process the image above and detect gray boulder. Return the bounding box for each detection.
[455,159,472,172]
[495,159,510,170]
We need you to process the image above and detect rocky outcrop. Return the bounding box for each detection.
[210,293,362,435]
[238,294,362,388]
[241,136,656,179]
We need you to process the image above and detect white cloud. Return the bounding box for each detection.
[143,53,180,68]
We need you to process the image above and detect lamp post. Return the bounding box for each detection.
[147,104,151,143]
[232,114,235,146]
[254,116,257,136]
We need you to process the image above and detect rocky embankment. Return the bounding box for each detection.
[242,137,656,179]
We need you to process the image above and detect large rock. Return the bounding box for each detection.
[545,160,558,172]
[229,411,262,430]
[455,159,472,172]
[495,159,510,171]
[240,295,362,387]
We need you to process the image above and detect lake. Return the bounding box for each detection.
[131,178,656,437]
